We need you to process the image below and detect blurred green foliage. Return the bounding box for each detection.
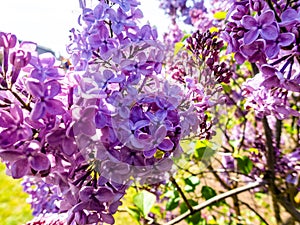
[0,163,33,225]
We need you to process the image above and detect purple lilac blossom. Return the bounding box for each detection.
[26,79,65,120]
[241,10,278,45]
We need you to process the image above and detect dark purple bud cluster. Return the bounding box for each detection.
[187,31,232,83]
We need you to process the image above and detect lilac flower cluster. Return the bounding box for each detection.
[0,0,214,224]
[223,1,300,119]
[0,31,73,220]
[22,177,62,216]
[162,30,231,141]
[249,139,300,187]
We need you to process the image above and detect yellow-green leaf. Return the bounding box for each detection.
[133,190,156,217]
[174,42,185,55]
[214,11,227,20]
[209,26,219,33]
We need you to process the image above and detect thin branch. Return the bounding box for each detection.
[169,176,194,213]
[251,63,260,76]
[275,119,282,149]
[174,162,257,180]
[218,118,235,152]
[10,89,31,111]
[164,180,266,225]
[277,195,300,222]
[266,0,281,22]
[206,163,230,190]
[239,200,269,225]
[206,161,242,222]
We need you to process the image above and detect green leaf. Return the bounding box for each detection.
[184,176,200,192]
[181,33,191,42]
[180,200,203,224]
[236,156,253,175]
[221,83,231,93]
[174,42,185,55]
[151,205,163,217]
[165,189,180,211]
[127,206,141,224]
[194,140,216,160]
[213,11,227,20]
[133,190,156,216]
[201,186,217,200]
[180,199,197,213]
[166,196,180,211]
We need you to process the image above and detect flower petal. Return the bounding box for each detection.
[265,42,279,59]
[101,213,115,224]
[11,104,23,123]
[31,102,46,120]
[242,15,257,29]
[143,148,156,158]
[158,138,174,151]
[261,25,278,40]
[0,110,15,127]
[11,158,29,179]
[26,79,43,97]
[283,80,300,92]
[39,52,56,67]
[62,138,77,156]
[261,64,277,76]
[258,10,275,25]
[260,75,280,89]
[0,150,23,162]
[95,187,115,202]
[244,29,259,45]
[279,33,295,46]
[79,186,94,201]
[281,8,298,23]
[29,153,50,171]
[45,99,65,115]
[44,80,61,98]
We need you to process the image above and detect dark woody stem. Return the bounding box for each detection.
[251,62,282,223]
[262,116,282,224]
[169,176,194,213]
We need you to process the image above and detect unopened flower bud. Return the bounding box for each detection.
[206,58,214,67]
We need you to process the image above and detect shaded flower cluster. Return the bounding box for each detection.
[159,0,230,31]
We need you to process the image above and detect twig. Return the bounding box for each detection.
[266,0,281,22]
[206,161,242,223]
[239,200,269,225]
[164,180,266,225]
[10,89,31,111]
[275,119,282,149]
[169,176,194,213]
[277,195,300,222]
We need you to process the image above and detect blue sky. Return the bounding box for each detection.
[0,0,170,56]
